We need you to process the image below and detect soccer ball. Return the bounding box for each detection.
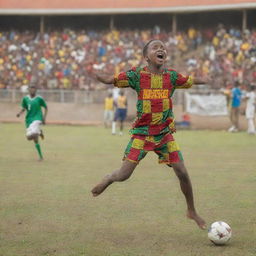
[208,221,232,245]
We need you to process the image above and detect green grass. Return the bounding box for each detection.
[0,123,256,256]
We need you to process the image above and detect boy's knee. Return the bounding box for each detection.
[119,170,132,181]
[27,133,38,140]
[27,136,33,140]
[111,169,132,182]
[112,160,137,182]
[171,163,189,181]
[119,176,129,182]
[177,171,189,182]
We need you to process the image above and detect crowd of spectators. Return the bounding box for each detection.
[0,24,255,90]
[185,24,256,89]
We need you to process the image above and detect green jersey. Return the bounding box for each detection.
[21,95,47,128]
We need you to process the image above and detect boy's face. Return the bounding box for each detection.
[29,86,37,96]
[145,40,167,66]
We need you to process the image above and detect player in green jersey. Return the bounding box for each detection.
[16,84,48,161]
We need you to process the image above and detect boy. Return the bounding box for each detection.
[92,39,208,229]
[112,90,128,135]
[228,81,242,132]
[245,85,256,134]
[104,92,114,128]
[16,84,48,161]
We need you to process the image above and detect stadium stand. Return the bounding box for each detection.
[0,25,255,90]
[0,0,256,90]
[0,0,255,130]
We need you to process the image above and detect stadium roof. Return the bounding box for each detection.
[1,0,256,15]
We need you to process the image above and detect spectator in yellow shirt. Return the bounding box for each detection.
[112,90,127,135]
[104,92,114,128]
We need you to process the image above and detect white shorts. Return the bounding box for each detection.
[246,105,255,119]
[26,120,42,137]
[104,110,114,122]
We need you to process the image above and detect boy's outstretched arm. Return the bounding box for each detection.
[96,73,115,84]
[16,108,25,118]
[193,76,212,85]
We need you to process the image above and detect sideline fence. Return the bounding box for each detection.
[0,87,221,106]
[0,89,104,104]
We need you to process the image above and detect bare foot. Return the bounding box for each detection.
[187,211,207,230]
[91,175,112,197]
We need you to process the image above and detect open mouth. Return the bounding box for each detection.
[156,53,165,60]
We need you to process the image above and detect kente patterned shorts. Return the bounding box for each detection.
[123,132,183,164]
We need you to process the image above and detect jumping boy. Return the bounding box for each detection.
[16,84,48,161]
[92,39,208,229]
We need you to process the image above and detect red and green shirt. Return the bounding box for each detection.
[114,66,193,135]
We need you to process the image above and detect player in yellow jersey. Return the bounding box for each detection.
[104,92,114,128]
[112,90,127,135]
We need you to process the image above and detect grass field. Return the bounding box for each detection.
[0,123,256,256]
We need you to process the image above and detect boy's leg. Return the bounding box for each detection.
[248,118,255,134]
[112,121,116,135]
[33,136,43,160]
[119,110,126,135]
[229,108,235,131]
[169,162,206,229]
[26,121,44,160]
[119,120,124,135]
[39,129,44,140]
[234,108,239,130]
[104,110,110,128]
[112,110,118,135]
[91,160,137,197]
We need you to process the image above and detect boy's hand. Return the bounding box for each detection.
[16,109,25,118]
[194,75,213,85]
[95,73,115,84]
[16,112,22,118]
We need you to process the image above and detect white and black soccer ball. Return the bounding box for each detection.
[208,221,232,245]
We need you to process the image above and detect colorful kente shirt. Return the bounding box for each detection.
[114,66,193,135]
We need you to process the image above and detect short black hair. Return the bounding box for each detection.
[142,39,159,57]
[234,81,240,87]
[250,85,256,90]
[29,82,37,89]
